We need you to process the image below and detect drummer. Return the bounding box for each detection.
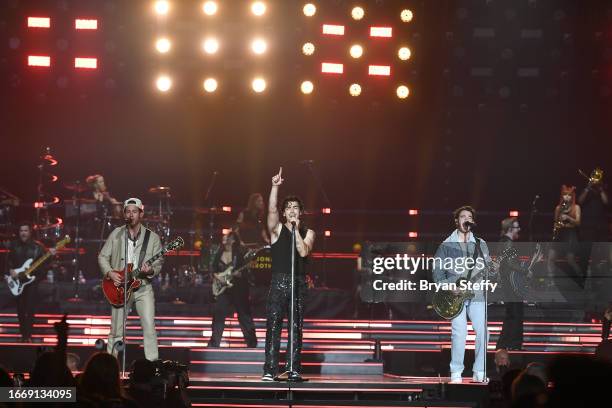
[86,174,122,219]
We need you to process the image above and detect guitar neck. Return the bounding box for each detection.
[25,252,52,276]
[134,247,170,277]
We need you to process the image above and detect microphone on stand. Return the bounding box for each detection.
[290,221,296,229]
[464,221,476,230]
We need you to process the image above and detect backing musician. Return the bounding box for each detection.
[496,217,533,351]
[98,198,162,361]
[207,231,258,348]
[6,222,56,342]
[547,185,582,287]
[234,193,270,246]
[86,174,121,221]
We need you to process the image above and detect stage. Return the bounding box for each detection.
[0,312,602,407]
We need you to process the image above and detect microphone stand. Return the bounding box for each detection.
[528,195,539,242]
[121,220,129,378]
[277,222,306,383]
[303,162,332,287]
[203,172,219,273]
[481,234,488,382]
[68,181,83,302]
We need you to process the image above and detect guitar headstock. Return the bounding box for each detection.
[245,245,268,261]
[56,235,71,249]
[166,236,185,252]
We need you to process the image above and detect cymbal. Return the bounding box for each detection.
[34,219,62,230]
[64,183,89,193]
[195,207,222,214]
[149,186,171,194]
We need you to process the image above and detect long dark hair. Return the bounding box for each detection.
[79,352,122,400]
[246,193,264,219]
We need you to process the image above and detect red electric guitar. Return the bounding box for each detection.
[102,236,184,307]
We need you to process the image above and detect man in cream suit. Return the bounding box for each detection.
[99,197,163,361]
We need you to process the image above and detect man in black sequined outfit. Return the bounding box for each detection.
[261,167,315,382]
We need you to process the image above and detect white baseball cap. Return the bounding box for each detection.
[123,197,144,211]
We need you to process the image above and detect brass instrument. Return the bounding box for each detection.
[578,167,604,186]
[552,200,571,240]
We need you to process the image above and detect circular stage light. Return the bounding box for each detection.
[301,81,314,94]
[252,77,266,93]
[303,3,316,17]
[154,1,170,15]
[351,7,365,20]
[302,42,315,56]
[401,9,414,22]
[398,47,411,61]
[156,75,172,92]
[203,1,218,16]
[350,44,363,59]
[396,85,409,99]
[349,83,361,96]
[156,37,171,53]
[251,1,266,16]
[203,38,219,54]
[203,78,218,93]
[251,38,267,55]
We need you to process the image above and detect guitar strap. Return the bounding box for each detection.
[464,237,483,282]
[137,229,151,270]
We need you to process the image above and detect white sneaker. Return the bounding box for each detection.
[450,372,462,383]
[261,373,274,382]
[472,371,489,383]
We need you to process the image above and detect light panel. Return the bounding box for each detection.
[322,24,345,36]
[321,62,343,74]
[28,17,50,28]
[75,57,97,69]
[75,19,98,30]
[370,27,393,38]
[368,65,391,76]
[28,55,51,67]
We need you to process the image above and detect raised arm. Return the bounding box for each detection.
[268,167,283,236]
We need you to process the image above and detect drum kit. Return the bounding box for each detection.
[145,186,173,243]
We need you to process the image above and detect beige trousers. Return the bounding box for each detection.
[107,284,159,361]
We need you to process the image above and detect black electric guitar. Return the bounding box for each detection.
[212,246,269,297]
[432,246,516,320]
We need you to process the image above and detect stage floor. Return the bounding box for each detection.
[186,373,489,408]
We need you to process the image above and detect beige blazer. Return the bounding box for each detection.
[98,225,163,285]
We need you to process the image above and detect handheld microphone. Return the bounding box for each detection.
[291,221,296,228]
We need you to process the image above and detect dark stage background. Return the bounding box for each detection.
[0,0,610,247]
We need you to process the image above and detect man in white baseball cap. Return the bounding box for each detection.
[99,197,163,361]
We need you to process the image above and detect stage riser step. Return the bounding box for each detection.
[190,363,383,375]
[192,350,374,363]
[2,327,601,346]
